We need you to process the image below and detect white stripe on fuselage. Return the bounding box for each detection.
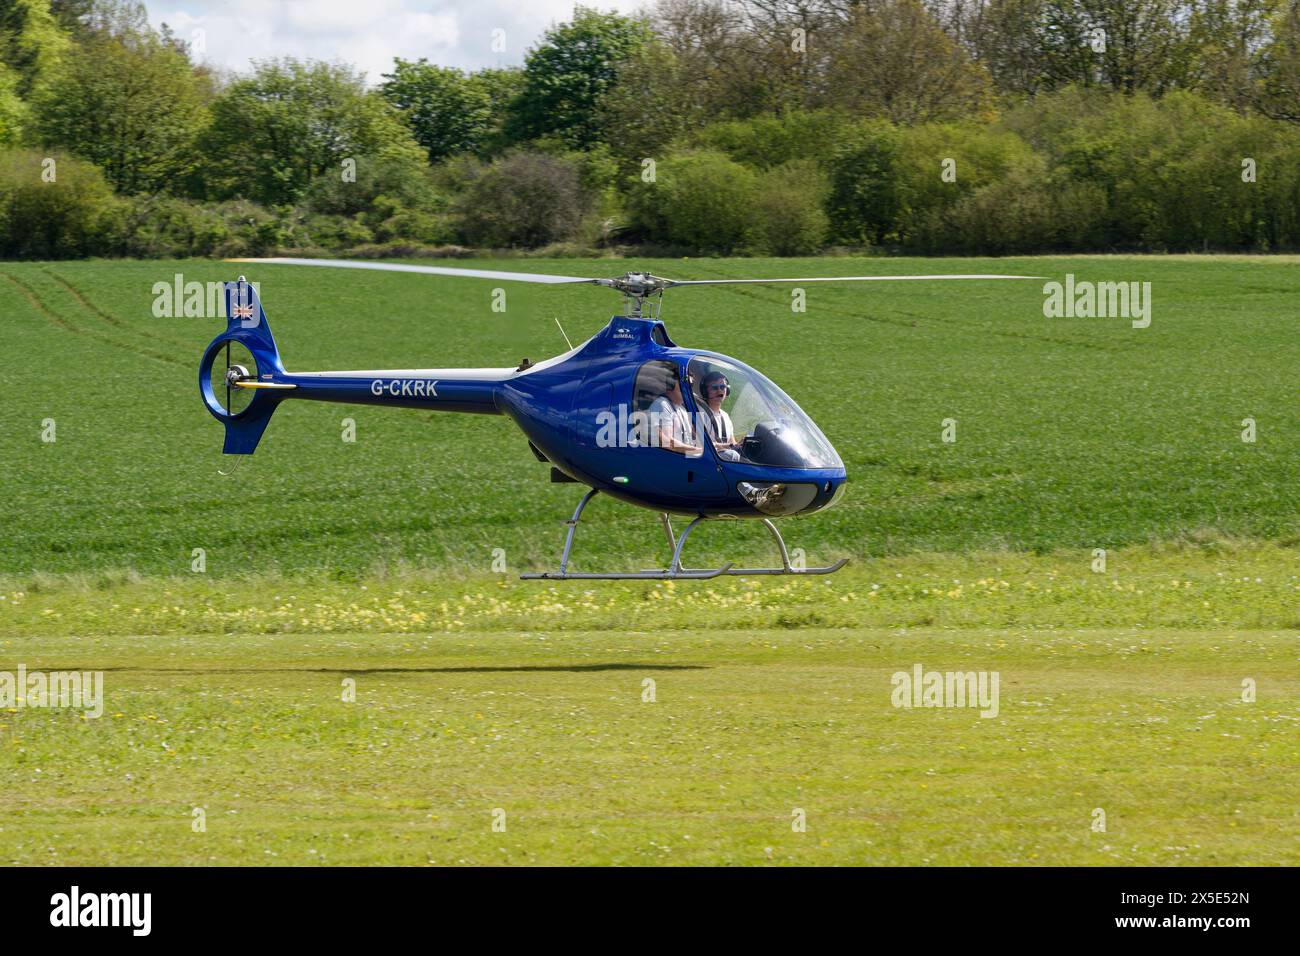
[287,337,591,384]
[291,368,517,380]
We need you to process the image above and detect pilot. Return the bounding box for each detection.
[648,368,702,456]
[698,370,742,461]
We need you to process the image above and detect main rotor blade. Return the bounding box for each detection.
[225,257,602,285]
[664,274,1041,287]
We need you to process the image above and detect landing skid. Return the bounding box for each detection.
[519,489,849,581]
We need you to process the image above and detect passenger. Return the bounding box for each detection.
[648,369,702,456]
[698,370,742,461]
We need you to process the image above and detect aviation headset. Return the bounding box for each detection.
[701,370,730,401]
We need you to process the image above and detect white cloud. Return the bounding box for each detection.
[145,0,645,83]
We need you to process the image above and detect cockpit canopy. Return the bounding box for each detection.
[685,355,842,470]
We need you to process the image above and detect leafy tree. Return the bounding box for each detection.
[600,40,702,174]
[960,0,1057,95]
[35,22,210,194]
[1049,1,1193,94]
[0,0,70,97]
[1255,0,1300,122]
[48,0,93,36]
[200,58,425,206]
[652,0,783,120]
[506,6,652,149]
[817,0,994,123]
[380,59,493,163]
[465,66,525,155]
[960,0,1200,96]
[0,61,24,143]
[1181,0,1278,111]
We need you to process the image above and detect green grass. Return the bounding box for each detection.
[3,536,1299,636]
[4,253,1297,866]
[1,542,1297,865]
[2,254,1298,576]
[3,621,1297,866]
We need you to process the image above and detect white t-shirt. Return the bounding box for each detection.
[701,406,741,460]
[701,406,734,444]
[648,396,694,448]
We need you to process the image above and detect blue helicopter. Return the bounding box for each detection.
[200,259,1033,579]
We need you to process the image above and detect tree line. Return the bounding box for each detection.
[2,0,1299,259]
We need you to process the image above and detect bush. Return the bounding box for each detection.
[917,158,1057,254]
[893,122,1042,247]
[0,149,122,258]
[825,120,903,246]
[693,111,849,169]
[117,196,234,257]
[1002,87,1300,252]
[205,200,283,258]
[304,155,445,218]
[371,205,452,246]
[295,214,375,251]
[750,160,830,255]
[625,150,759,254]
[451,151,590,248]
[827,119,1047,251]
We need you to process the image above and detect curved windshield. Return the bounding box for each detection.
[687,355,841,469]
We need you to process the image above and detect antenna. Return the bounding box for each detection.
[217,455,245,477]
[553,316,573,351]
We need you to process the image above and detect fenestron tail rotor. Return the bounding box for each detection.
[210,340,258,415]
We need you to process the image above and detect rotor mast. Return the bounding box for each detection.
[596,273,671,320]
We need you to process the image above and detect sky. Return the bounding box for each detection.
[143,0,646,83]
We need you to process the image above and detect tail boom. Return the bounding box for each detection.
[201,280,508,455]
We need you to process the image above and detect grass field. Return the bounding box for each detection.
[2,254,1298,575]
[2,254,1298,865]
[4,617,1298,866]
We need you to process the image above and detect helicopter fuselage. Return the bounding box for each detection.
[201,301,847,520]
[502,317,846,518]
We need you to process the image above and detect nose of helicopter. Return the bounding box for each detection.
[817,474,848,513]
[734,470,847,517]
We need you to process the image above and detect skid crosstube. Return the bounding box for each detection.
[519,489,849,581]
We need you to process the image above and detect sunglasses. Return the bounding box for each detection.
[707,382,729,392]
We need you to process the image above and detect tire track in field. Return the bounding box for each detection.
[2,272,187,369]
[681,267,1138,354]
[44,269,195,350]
